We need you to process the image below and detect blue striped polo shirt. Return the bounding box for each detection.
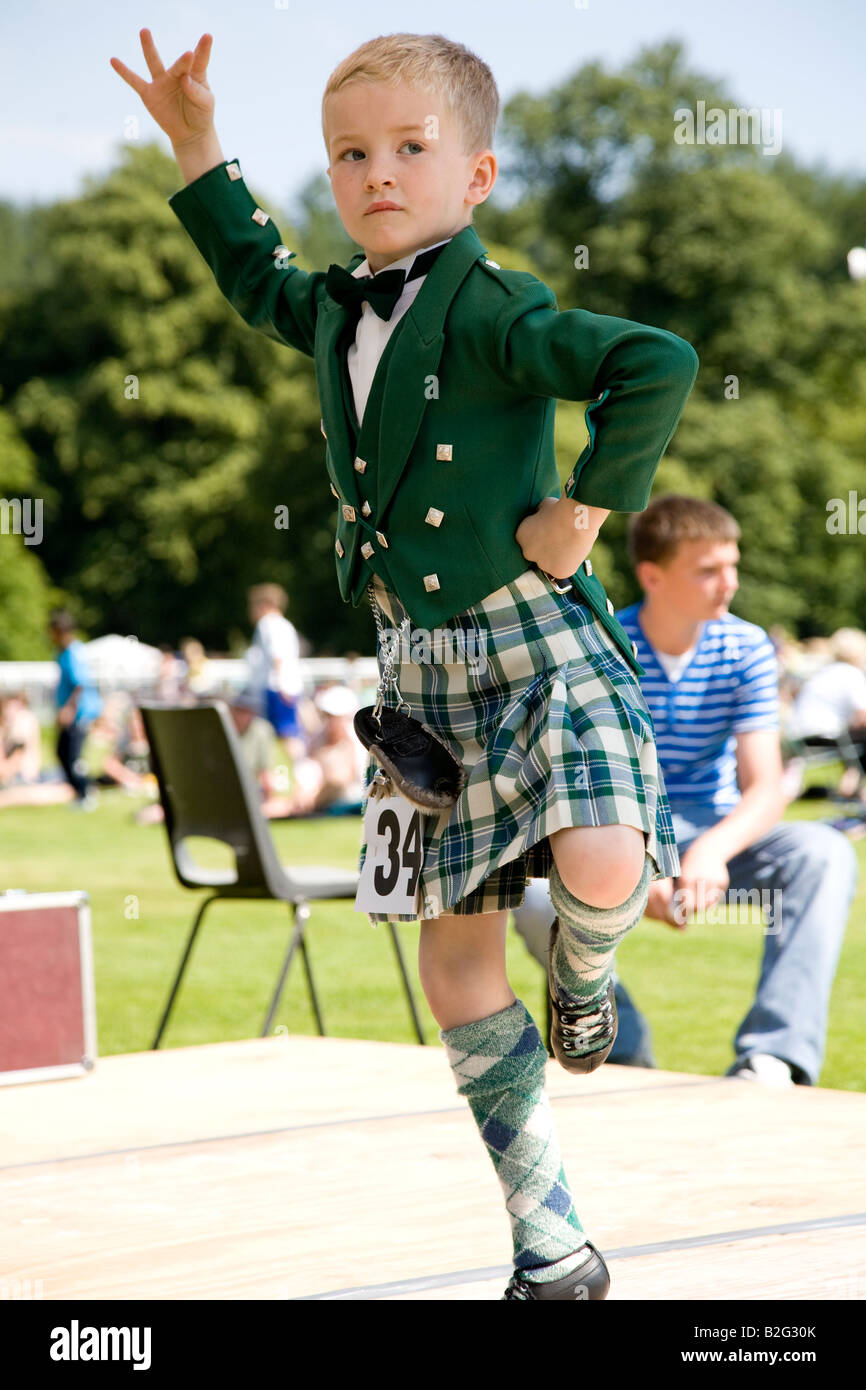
[616,601,780,812]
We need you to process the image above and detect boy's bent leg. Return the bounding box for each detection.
[546,828,654,1070]
[425,909,596,1284]
[548,827,653,1004]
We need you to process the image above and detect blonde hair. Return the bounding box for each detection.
[248,583,288,612]
[828,627,866,668]
[627,494,741,568]
[322,32,500,160]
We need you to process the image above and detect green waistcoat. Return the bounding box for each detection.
[167,157,700,677]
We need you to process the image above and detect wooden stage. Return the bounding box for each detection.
[1,1035,864,1301]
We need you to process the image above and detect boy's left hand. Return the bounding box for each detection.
[515,496,599,580]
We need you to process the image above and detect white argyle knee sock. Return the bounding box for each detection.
[550,851,653,1003]
[440,997,595,1282]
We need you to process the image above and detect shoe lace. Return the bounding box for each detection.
[556,990,613,1050]
[503,1271,535,1300]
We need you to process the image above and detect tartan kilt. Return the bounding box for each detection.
[359,567,681,921]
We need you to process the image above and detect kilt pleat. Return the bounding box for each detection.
[360,567,681,920]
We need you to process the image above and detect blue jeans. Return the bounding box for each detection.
[512,806,858,1084]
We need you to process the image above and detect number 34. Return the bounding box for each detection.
[373,806,424,898]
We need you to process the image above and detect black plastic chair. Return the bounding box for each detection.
[138,701,426,1048]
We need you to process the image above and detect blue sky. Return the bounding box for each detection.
[1,0,861,210]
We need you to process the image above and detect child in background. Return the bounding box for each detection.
[245,583,308,768]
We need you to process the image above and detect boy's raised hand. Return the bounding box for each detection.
[110,29,215,147]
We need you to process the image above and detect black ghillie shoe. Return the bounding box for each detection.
[548,919,618,1074]
[502,1242,610,1300]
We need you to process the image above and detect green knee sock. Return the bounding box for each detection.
[550,850,653,1003]
[441,997,594,1282]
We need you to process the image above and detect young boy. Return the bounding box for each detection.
[111,28,698,1299]
[245,582,307,766]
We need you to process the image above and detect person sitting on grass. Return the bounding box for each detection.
[0,691,43,788]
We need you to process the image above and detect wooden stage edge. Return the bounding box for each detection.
[1,1034,864,1301]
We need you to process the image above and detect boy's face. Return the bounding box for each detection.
[638,538,740,621]
[324,81,496,272]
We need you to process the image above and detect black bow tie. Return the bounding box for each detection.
[325,241,449,322]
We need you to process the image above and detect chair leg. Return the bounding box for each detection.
[261,903,326,1038]
[388,922,426,1045]
[152,894,216,1050]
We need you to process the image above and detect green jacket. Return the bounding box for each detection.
[168,157,699,676]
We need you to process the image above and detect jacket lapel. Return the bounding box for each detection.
[315,226,487,517]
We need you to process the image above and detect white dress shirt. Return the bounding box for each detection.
[346,238,452,425]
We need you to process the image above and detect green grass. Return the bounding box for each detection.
[2,764,864,1091]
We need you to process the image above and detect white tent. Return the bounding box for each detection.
[80,634,164,682]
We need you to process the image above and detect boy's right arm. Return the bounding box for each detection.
[110,29,326,358]
[168,151,326,359]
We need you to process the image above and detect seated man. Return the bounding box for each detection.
[512,494,858,1087]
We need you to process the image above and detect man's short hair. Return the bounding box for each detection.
[627,494,741,569]
[322,32,500,168]
[247,583,288,612]
[48,608,77,633]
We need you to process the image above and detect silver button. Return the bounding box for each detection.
[583,558,593,576]
[272,244,291,262]
[342,504,356,523]
[423,574,440,592]
[484,258,501,269]
[631,641,639,659]
[226,162,242,181]
[375,531,388,549]
[435,444,453,461]
[425,507,444,527]
[335,539,344,558]
[251,207,270,226]
[320,419,327,438]
[606,597,614,615]
[354,457,367,473]
[329,483,339,499]
[361,541,375,560]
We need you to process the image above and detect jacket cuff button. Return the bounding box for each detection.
[226,162,242,180]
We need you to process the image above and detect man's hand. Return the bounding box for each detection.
[645,878,682,928]
[645,838,730,929]
[110,29,215,147]
[515,496,604,580]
